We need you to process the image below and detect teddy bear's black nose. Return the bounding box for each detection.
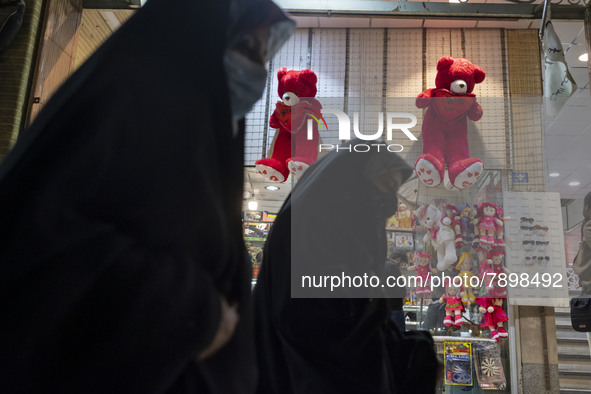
[459,83,465,88]
[285,96,290,101]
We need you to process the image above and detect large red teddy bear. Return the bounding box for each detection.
[255,68,323,183]
[415,56,486,190]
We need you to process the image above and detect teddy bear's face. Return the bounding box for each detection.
[492,255,503,266]
[417,257,430,267]
[435,56,485,94]
[419,205,441,229]
[276,68,318,107]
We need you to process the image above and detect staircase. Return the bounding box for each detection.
[556,306,591,393]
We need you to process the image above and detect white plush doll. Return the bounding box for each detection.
[418,204,458,271]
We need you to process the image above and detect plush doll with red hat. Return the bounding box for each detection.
[407,252,437,297]
[440,277,465,328]
[473,202,503,248]
[255,68,325,182]
[415,56,485,189]
[476,297,508,342]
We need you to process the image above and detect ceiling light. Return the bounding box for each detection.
[449,0,460,3]
[248,200,258,210]
[579,53,589,62]
[549,172,560,177]
[265,185,280,191]
[569,181,580,187]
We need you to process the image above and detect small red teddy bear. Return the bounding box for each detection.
[255,68,324,183]
[415,56,486,190]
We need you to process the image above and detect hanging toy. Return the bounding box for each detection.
[473,202,503,248]
[407,252,437,297]
[476,247,494,295]
[456,252,476,306]
[417,204,458,271]
[457,203,476,248]
[476,297,508,342]
[490,250,509,297]
[414,56,486,189]
[444,204,463,249]
[494,205,507,249]
[255,68,325,182]
[440,278,466,328]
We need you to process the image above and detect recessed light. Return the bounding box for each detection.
[579,53,589,62]
[265,185,280,191]
[248,201,258,210]
[549,172,560,177]
[569,181,580,187]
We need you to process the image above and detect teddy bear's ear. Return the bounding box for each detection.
[436,56,454,71]
[277,67,288,81]
[299,69,318,86]
[473,66,486,84]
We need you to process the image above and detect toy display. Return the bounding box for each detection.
[440,278,465,327]
[255,68,324,182]
[473,202,504,249]
[475,297,508,342]
[418,204,458,271]
[415,56,486,190]
[455,252,476,305]
[407,252,437,296]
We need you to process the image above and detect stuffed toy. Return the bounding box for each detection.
[476,297,508,342]
[255,68,324,182]
[473,202,503,248]
[397,202,413,229]
[418,204,457,271]
[476,247,494,294]
[407,251,437,297]
[490,250,509,297]
[442,204,461,249]
[455,252,476,305]
[457,203,476,248]
[440,278,465,328]
[494,206,507,249]
[415,56,485,189]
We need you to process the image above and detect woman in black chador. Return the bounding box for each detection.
[254,141,436,393]
[0,0,293,392]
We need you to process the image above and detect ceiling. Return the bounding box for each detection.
[75,5,590,211]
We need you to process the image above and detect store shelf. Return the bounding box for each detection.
[385,227,415,233]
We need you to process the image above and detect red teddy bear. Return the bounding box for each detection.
[255,68,323,183]
[415,56,486,190]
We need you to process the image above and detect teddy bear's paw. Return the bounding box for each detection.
[452,161,484,189]
[287,160,309,180]
[415,158,441,187]
[255,164,285,183]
